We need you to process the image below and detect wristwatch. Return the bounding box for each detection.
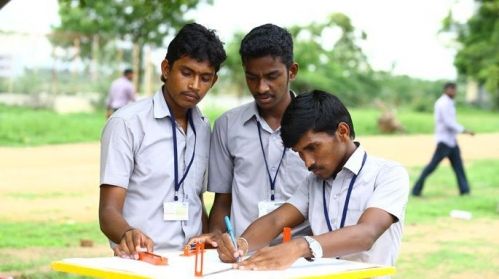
[303,236,323,261]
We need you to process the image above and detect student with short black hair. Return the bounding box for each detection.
[215,90,409,271]
[99,23,226,259]
[190,23,310,246]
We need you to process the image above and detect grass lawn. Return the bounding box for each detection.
[1,103,498,147]
[1,159,498,278]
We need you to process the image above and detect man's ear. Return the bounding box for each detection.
[337,122,351,141]
[289,62,299,81]
[210,74,218,88]
[161,59,170,80]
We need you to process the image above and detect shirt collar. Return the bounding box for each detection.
[342,142,366,176]
[153,89,170,119]
[241,90,296,125]
[152,88,205,122]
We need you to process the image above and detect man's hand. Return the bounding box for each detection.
[113,228,154,259]
[217,233,249,263]
[233,238,307,270]
[187,232,222,249]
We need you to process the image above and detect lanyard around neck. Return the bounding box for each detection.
[323,152,367,232]
[167,103,197,201]
[257,121,286,201]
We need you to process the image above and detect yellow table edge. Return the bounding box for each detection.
[52,260,395,279]
[51,261,150,279]
[299,266,396,279]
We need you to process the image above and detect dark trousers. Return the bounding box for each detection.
[412,142,470,196]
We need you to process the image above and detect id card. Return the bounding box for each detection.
[163,201,189,220]
[258,201,284,217]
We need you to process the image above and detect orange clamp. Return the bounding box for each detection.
[138,252,168,265]
[194,242,205,277]
[283,227,291,243]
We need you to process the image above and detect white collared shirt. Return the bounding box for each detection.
[435,94,464,147]
[100,90,210,250]
[287,144,409,266]
[208,101,311,240]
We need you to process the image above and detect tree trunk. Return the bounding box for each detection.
[90,35,99,82]
[132,43,141,94]
[143,46,153,96]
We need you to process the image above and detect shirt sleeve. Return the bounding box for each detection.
[128,83,136,102]
[366,163,409,222]
[438,99,464,133]
[207,115,234,193]
[100,117,135,188]
[286,175,312,220]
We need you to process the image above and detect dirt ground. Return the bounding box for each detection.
[1,133,499,277]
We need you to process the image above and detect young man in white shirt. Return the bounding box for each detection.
[215,90,409,270]
[190,24,310,246]
[412,82,474,196]
[99,23,226,259]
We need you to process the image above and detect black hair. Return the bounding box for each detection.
[281,90,356,148]
[443,82,456,91]
[163,23,226,82]
[239,23,294,68]
[123,68,133,75]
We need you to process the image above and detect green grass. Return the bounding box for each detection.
[406,159,499,224]
[349,106,499,136]
[1,159,498,278]
[1,104,498,146]
[0,222,107,248]
[0,105,106,146]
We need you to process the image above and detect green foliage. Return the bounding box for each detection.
[289,13,377,107]
[52,0,208,56]
[219,13,446,108]
[443,0,499,107]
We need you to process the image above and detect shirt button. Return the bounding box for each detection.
[271,166,277,171]
[333,195,339,200]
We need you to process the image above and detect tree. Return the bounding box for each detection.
[443,0,499,107]
[51,0,209,92]
[288,13,378,106]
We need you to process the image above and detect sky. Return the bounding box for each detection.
[0,0,475,80]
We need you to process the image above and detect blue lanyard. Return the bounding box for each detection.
[257,121,286,201]
[167,103,197,202]
[323,152,367,232]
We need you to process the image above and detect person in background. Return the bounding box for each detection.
[106,68,136,118]
[99,23,226,259]
[412,82,474,197]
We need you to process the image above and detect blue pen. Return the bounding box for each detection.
[224,216,239,260]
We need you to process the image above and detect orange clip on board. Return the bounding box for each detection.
[283,227,291,243]
[137,252,168,265]
[182,243,202,256]
[194,242,205,277]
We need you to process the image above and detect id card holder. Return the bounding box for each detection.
[163,201,189,220]
[258,200,284,217]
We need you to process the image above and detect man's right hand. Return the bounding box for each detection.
[187,232,222,248]
[113,228,154,259]
[217,233,249,263]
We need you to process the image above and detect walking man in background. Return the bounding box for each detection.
[106,68,136,118]
[412,82,474,197]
